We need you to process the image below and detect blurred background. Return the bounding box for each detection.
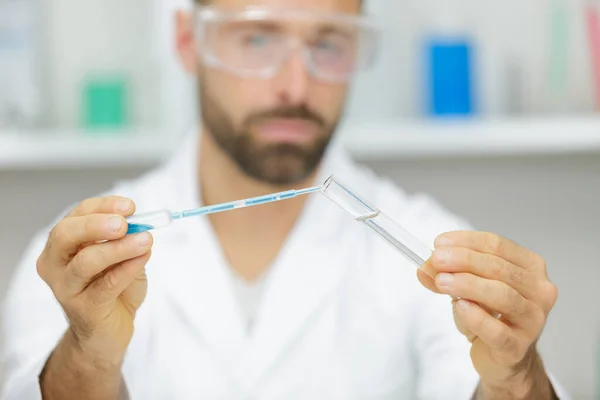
[1,0,599,398]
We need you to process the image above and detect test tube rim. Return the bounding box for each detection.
[321,174,380,221]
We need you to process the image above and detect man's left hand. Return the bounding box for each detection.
[417,231,558,397]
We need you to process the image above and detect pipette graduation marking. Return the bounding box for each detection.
[126,186,323,235]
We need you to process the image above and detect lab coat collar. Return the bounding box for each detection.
[146,129,366,392]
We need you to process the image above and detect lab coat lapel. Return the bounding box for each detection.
[232,148,353,391]
[146,133,247,367]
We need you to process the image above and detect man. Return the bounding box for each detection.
[2,0,568,399]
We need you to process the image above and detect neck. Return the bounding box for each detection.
[197,126,321,281]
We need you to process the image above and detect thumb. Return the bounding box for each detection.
[416,259,443,294]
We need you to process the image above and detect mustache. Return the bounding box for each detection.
[244,105,327,127]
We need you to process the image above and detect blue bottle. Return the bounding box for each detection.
[425,37,475,117]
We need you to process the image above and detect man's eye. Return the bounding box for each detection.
[316,40,340,52]
[245,34,271,47]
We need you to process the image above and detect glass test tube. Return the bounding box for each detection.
[321,175,503,319]
[321,175,433,267]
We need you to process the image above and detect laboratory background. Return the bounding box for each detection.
[1,0,599,398]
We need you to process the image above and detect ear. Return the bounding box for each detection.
[175,10,199,74]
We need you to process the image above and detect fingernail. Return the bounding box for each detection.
[457,299,470,311]
[435,235,453,247]
[437,273,454,287]
[108,216,123,232]
[434,249,452,263]
[117,200,132,213]
[135,232,151,246]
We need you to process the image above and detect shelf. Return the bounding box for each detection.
[1,117,600,170]
[0,130,177,170]
[339,116,600,160]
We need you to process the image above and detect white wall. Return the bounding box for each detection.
[42,0,160,128]
[41,0,597,128]
[346,0,595,119]
[1,153,598,399]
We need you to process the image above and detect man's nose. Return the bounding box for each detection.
[271,50,311,105]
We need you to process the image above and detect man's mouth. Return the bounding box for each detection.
[253,118,321,144]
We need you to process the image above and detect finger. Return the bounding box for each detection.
[84,251,152,305]
[435,272,534,327]
[454,299,527,366]
[416,268,442,294]
[64,232,153,294]
[43,214,130,266]
[451,298,477,342]
[429,247,539,300]
[434,231,542,270]
[67,196,135,218]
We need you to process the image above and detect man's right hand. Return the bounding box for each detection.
[37,196,154,366]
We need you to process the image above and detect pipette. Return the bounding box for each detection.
[125,186,323,235]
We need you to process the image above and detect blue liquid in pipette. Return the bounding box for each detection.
[174,187,322,220]
[179,203,236,219]
[127,223,155,234]
[126,186,323,235]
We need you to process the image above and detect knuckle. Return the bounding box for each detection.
[35,254,48,281]
[542,281,558,310]
[536,254,548,273]
[69,202,85,217]
[485,233,503,254]
[504,285,524,315]
[103,269,121,292]
[44,231,54,252]
[93,245,111,270]
[461,248,476,269]
[50,223,70,248]
[508,264,524,284]
[486,258,503,280]
[509,298,525,318]
[70,251,90,281]
[480,277,496,298]
[105,196,123,209]
[77,197,100,215]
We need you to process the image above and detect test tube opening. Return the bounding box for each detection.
[321,175,380,221]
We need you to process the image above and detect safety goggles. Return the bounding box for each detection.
[194,6,380,84]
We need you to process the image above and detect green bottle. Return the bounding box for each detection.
[82,75,129,130]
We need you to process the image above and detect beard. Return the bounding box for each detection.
[199,84,340,186]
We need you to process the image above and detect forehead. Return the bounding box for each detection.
[210,0,361,15]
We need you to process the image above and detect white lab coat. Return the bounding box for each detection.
[1,132,570,399]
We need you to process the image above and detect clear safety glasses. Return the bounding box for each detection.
[194,6,380,83]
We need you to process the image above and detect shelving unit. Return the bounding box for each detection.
[0,130,176,169]
[340,116,600,160]
[1,116,600,170]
